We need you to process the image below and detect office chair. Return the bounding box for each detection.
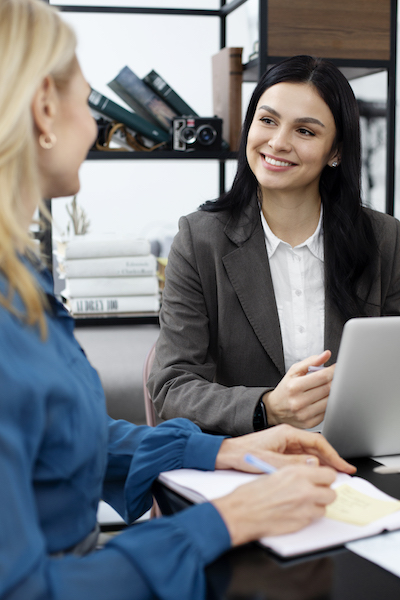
[142,342,157,427]
[142,341,162,517]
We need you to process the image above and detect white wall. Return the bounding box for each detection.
[51,0,397,252]
[52,1,224,250]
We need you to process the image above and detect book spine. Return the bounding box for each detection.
[143,70,198,117]
[108,66,177,132]
[65,238,151,260]
[70,295,160,314]
[212,47,243,152]
[65,276,159,298]
[88,89,169,143]
[64,255,157,278]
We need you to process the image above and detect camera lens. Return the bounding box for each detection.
[180,127,197,145]
[196,125,217,146]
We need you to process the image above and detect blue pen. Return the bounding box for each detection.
[307,365,325,373]
[244,453,277,474]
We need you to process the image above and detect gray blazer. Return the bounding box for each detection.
[148,196,400,436]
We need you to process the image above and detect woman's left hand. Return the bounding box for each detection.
[215,423,356,474]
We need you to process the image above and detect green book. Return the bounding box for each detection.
[108,66,177,132]
[143,69,198,117]
[88,88,170,144]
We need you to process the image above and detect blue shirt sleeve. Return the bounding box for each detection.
[104,417,226,522]
[0,392,231,600]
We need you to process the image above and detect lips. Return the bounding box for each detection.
[261,154,296,167]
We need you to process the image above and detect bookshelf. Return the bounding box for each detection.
[44,1,244,325]
[43,0,397,326]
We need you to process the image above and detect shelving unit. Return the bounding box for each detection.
[44,0,397,327]
[44,1,245,325]
[42,1,245,269]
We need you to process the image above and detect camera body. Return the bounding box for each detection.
[173,116,222,152]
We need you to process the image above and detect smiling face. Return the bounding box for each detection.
[246,82,339,202]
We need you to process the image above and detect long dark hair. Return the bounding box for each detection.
[201,55,377,321]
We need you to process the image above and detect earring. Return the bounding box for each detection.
[39,132,57,150]
[331,161,338,168]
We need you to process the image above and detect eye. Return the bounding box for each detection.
[297,127,315,136]
[260,116,276,125]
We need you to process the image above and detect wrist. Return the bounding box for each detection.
[215,438,240,470]
[262,391,279,426]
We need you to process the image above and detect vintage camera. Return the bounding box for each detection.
[173,117,222,152]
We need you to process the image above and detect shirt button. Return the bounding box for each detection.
[298,326,305,333]
[295,289,302,296]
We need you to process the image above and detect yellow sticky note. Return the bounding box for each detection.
[325,484,400,526]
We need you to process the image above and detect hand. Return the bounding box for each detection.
[215,423,356,474]
[212,464,337,546]
[263,350,335,428]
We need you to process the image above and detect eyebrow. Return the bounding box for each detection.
[258,105,325,128]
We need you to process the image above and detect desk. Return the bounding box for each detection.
[153,458,400,599]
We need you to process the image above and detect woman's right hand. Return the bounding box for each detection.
[262,350,335,429]
[212,464,336,547]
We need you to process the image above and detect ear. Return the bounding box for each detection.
[328,144,342,167]
[31,76,58,138]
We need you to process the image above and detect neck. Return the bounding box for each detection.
[19,187,38,234]
[260,188,321,247]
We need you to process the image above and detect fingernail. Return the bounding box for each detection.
[306,457,318,466]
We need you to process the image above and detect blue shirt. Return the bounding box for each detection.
[0,260,231,600]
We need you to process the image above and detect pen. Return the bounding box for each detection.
[307,365,325,373]
[244,453,277,474]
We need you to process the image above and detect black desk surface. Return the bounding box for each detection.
[154,457,400,600]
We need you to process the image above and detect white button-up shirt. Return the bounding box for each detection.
[260,208,325,373]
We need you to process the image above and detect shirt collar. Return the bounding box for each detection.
[260,204,324,262]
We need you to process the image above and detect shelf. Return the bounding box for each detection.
[74,313,160,327]
[87,150,238,160]
[242,58,390,83]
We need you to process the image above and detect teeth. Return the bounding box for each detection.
[263,155,293,167]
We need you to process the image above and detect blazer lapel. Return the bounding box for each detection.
[222,198,285,376]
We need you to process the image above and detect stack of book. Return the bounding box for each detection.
[60,236,160,317]
[89,66,198,150]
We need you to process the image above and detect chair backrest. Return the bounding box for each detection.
[142,341,163,517]
[142,342,157,427]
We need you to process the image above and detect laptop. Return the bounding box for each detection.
[321,316,400,458]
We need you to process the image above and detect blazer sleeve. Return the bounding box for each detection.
[148,215,270,436]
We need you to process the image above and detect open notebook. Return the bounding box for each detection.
[158,469,400,558]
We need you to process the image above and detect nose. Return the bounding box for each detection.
[268,127,292,153]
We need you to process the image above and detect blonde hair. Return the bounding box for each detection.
[0,0,77,336]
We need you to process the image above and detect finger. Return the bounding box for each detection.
[260,452,321,468]
[299,433,357,473]
[314,486,337,507]
[305,465,337,487]
[284,396,328,429]
[303,366,335,391]
[284,374,332,409]
[291,350,332,377]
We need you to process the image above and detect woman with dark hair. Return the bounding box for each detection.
[149,55,400,436]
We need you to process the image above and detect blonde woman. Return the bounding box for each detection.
[0,1,355,598]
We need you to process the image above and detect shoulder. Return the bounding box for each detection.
[172,209,233,257]
[363,206,400,237]
[362,208,400,263]
[179,208,231,234]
